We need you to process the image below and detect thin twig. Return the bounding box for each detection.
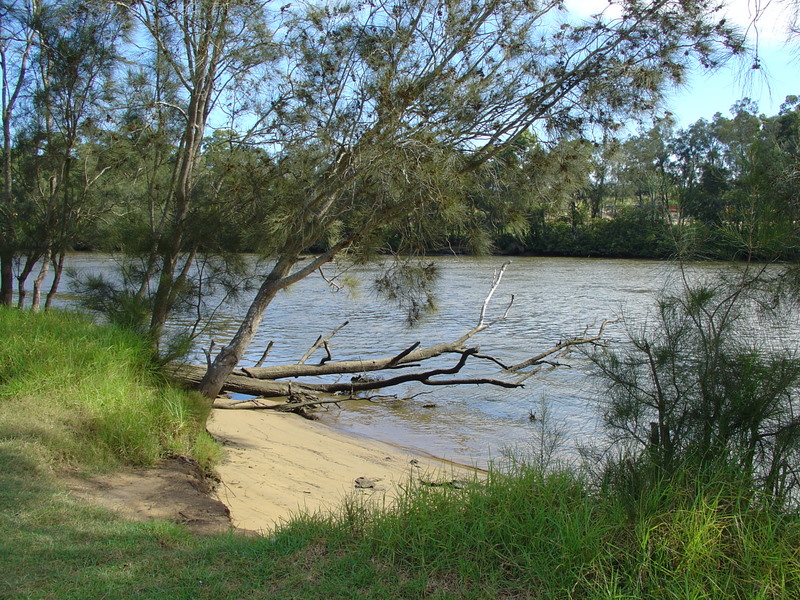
[297,320,349,364]
[253,341,274,369]
[202,340,216,370]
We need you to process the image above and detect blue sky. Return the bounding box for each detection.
[666,1,798,128]
[567,0,798,129]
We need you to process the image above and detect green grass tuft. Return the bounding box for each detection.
[0,307,215,470]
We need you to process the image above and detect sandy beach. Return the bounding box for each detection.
[206,405,478,533]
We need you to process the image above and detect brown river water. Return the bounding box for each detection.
[43,254,754,468]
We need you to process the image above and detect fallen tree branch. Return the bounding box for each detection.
[297,320,348,365]
[386,341,421,367]
[478,261,511,328]
[507,319,617,373]
[170,266,612,407]
[173,347,520,399]
[329,349,521,393]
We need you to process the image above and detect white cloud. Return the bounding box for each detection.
[564,0,793,45]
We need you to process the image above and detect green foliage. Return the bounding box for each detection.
[512,205,675,258]
[590,267,800,506]
[590,470,800,599]
[0,307,218,469]
[373,260,439,324]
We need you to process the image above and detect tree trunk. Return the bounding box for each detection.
[199,254,297,398]
[16,254,39,309]
[147,77,213,344]
[0,249,12,306]
[31,246,52,312]
[44,251,65,310]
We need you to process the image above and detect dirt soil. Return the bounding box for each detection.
[64,408,478,537]
[65,456,234,535]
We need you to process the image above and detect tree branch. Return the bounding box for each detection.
[507,319,617,372]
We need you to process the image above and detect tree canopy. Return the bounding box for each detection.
[2,0,788,397]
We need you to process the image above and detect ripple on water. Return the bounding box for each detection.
[50,254,757,467]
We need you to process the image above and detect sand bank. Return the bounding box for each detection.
[206,406,477,533]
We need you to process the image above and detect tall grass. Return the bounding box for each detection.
[0,307,219,471]
[336,461,800,598]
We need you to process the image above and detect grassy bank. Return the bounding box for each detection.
[0,308,219,470]
[2,309,800,599]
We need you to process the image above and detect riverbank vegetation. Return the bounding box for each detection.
[3,306,800,598]
[3,1,800,595]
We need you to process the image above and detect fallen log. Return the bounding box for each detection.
[170,347,521,398]
[169,262,615,413]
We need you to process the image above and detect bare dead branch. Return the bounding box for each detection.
[471,352,511,370]
[318,266,343,291]
[297,336,323,365]
[177,347,520,400]
[321,340,332,364]
[297,320,349,365]
[507,319,618,372]
[315,348,522,393]
[478,261,511,328]
[253,341,274,369]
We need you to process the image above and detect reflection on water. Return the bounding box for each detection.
[43,254,736,468]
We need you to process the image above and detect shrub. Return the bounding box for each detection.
[589,266,800,507]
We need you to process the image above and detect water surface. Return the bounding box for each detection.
[48,254,734,467]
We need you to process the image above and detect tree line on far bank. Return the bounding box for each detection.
[7,86,800,268]
[472,97,800,261]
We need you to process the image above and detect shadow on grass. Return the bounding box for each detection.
[0,446,429,600]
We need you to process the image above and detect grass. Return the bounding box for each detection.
[0,308,219,470]
[2,308,800,598]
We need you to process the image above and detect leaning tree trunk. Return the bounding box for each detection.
[198,216,373,399]
[44,251,65,310]
[31,246,52,312]
[199,254,297,398]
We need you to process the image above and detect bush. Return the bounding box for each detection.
[589,266,800,507]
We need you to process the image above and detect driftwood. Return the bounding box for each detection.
[169,262,614,414]
[171,347,519,398]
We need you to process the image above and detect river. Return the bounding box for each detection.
[44,254,730,468]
